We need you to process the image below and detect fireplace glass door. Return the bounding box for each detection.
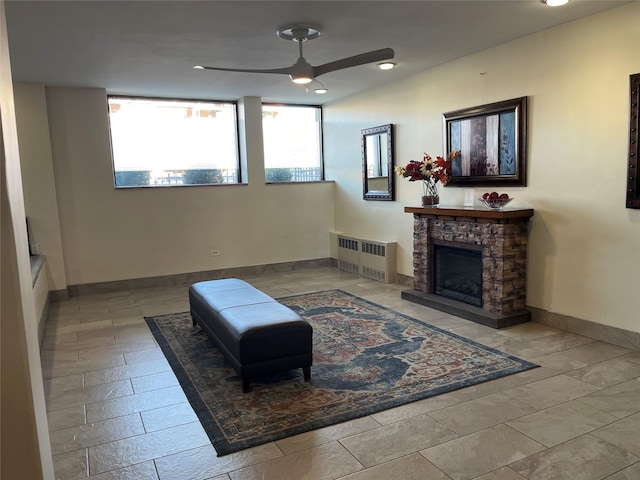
[434,245,482,307]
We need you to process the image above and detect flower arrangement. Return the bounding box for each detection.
[395,152,455,203]
[395,153,452,185]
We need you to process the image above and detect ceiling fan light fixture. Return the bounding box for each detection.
[312,79,328,94]
[290,74,313,85]
[541,0,569,6]
[377,62,396,70]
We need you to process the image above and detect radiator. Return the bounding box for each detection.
[336,234,397,283]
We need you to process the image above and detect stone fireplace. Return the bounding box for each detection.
[401,206,534,328]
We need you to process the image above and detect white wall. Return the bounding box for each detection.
[324,3,640,333]
[41,87,333,286]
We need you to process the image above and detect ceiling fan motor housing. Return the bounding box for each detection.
[276,24,323,43]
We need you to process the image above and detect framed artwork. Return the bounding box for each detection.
[627,73,639,209]
[443,96,527,187]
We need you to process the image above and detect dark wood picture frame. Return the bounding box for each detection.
[362,124,394,201]
[627,73,639,209]
[443,96,527,187]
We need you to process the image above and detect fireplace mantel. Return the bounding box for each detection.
[402,205,534,328]
[404,206,534,220]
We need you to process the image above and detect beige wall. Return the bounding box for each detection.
[0,1,54,477]
[324,2,640,333]
[39,88,334,286]
[12,4,639,335]
[14,82,67,292]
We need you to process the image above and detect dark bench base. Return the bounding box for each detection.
[188,278,313,392]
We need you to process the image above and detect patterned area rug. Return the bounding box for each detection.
[145,290,537,456]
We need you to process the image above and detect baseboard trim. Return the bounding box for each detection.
[529,306,639,351]
[67,258,332,297]
[38,292,51,347]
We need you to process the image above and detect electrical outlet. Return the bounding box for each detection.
[210,249,221,257]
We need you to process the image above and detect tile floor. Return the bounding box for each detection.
[42,267,640,480]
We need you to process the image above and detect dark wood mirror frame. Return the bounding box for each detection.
[362,124,394,201]
[627,73,639,209]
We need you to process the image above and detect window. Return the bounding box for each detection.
[108,97,239,187]
[262,104,323,182]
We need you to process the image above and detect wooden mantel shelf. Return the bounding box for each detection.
[404,206,534,220]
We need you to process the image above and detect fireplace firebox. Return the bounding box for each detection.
[402,206,534,328]
[434,244,482,307]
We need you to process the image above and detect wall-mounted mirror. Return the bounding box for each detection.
[362,124,394,201]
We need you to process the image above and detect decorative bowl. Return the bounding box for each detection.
[479,197,513,210]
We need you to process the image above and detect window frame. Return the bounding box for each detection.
[107,95,242,188]
[261,103,325,183]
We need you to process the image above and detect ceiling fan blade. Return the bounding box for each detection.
[198,65,296,75]
[313,48,394,77]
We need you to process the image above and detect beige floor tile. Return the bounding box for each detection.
[337,453,449,480]
[140,402,199,432]
[111,315,146,326]
[154,443,283,480]
[568,357,640,389]
[79,311,116,323]
[339,413,458,468]
[41,332,79,347]
[275,415,381,455]
[43,373,84,395]
[447,367,563,403]
[530,341,631,371]
[473,466,527,480]
[123,347,166,365]
[46,379,133,412]
[420,424,545,480]
[48,404,86,432]
[54,319,114,336]
[576,379,640,418]
[229,442,363,480]
[370,391,460,425]
[510,434,638,480]
[499,332,595,359]
[84,359,171,387]
[85,460,159,480]
[42,335,115,352]
[47,316,82,328]
[43,355,127,380]
[89,421,210,475]
[506,400,618,447]
[502,374,600,409]
[40,267,640,480]
[606,462,640,480]
[50,412,145,455]
[592,413,640,457]
[86,385,187,423]
[76,324,150,343]
[52,448,88,480]
[428,392,537,435]
[491,322,561,341]
[131,370,178,393]
[77,339,157,361]
[40,350,80,366]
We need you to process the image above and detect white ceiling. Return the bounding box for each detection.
[4,0,631,105]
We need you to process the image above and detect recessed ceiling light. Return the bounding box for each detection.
[377,62,396,71]
[541,0,570,6]
[314,88,328,94]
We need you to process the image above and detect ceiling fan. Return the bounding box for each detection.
[194,24,395,92]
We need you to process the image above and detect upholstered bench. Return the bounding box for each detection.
[188,278,313,392]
